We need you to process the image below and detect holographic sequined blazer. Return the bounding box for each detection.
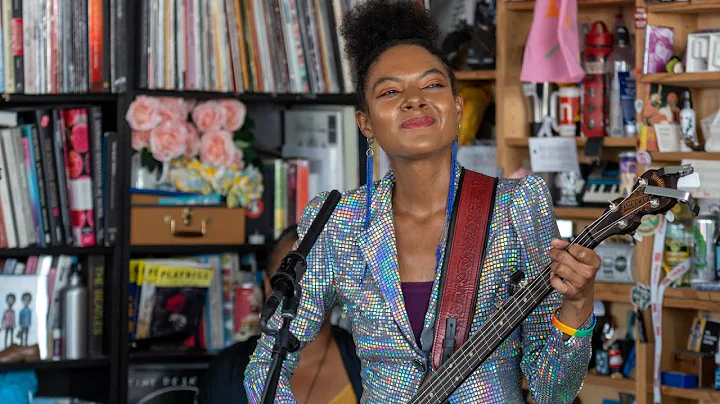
[245,165,594,403]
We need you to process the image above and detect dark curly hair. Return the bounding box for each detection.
[340,0,458,111]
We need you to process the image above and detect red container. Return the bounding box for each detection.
[581,21,613,138]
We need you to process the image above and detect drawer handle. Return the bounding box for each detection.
[164,208,211,238]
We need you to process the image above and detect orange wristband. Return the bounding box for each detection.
[551,308,595,338]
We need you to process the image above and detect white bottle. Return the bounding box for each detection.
[680,90,701,150]
[607,27,634,137]
[62,269,88,359]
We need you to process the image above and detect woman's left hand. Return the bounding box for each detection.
[548,238,601,332]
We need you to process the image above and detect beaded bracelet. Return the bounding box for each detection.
[551,308,596,338]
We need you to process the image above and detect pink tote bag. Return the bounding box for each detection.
[520,0,585,83]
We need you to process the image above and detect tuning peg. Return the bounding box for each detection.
[677,172,701,190]
[633,233,644,242]
[666,211,675,223]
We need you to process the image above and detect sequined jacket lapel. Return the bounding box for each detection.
[355,174,418,348]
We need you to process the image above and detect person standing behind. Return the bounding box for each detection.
[198,226,362,404]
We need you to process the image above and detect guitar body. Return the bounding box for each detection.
[410,165,699,404]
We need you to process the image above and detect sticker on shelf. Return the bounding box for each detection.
[634,7,647,30]
[630,283,651,310]
[636,214,661,237]
[636,149,652,166]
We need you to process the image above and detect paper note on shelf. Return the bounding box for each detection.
[457,145,497,177]
[528,137,580,173]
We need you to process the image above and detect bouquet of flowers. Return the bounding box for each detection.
[126,95,263,208]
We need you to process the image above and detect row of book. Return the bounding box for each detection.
[0,107,119,249]
[244,105,360,242]
[0,254,105,360]
[0,0,127,95]
[138,0,355,94]
[128,253,261,353]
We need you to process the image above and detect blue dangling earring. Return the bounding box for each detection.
[446,138,458,220]
[364,137,374,230]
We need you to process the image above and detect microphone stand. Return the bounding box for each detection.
[260,253,304,404]
[258,190,342,403]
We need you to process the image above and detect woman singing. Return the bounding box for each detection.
[245,1,601,402]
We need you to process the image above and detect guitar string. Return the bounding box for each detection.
[414,192,639,399]
[415,187,653,402]
[425,197,652,401]
[420,197,653,402]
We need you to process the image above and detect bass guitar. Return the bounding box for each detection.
[410,165,700,404]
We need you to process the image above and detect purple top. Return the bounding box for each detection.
[401,281,434,347]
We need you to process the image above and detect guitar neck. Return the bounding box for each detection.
[409,263,555,404]
[410,207,612,404]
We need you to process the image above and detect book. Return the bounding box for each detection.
[643,25,675,74]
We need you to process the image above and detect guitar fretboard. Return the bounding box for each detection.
[410,190,652,403]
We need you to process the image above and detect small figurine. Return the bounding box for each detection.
[2,294,16,349]
[17,293,32,346]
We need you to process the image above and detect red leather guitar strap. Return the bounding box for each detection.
[430,169,498,371]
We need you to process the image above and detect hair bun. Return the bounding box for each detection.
[340,0,439,82]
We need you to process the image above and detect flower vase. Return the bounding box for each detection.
[131,152,162,190]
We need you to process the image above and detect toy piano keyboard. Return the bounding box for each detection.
[582,165,621,206]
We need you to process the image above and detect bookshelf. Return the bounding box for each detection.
[497,0,720,403]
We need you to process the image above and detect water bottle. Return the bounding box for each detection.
[607,26,635,137]
[62,268,88,359]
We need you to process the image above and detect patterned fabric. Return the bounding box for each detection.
[245,164,594,403]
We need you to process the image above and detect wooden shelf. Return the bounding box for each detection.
[647,0,720,13]
[506,0,633,10]
[662,386,720,401]
[650,151,720,162]
[130,243,271,256]
[592,286,720,310]
[136,89,356,104]
[585,374,636,391]
[0,358,109,372]
[594,283,633,303]
[129,351,216,365]
[639,72,720,88]
[663,287,720,311]
[554,207,607,220]
[505,137,636,148]
[0,245,114,257]
[454,70,496,81]
[0,93,118,108]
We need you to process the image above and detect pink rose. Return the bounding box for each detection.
[218,99,246,131]
[126,96,162,131]
[132,131,151,151]
[199,130,235,167]
[231,147,245,170]
[185,123,200,158]
[192,101,226,132]
[157,97,188,122]
[149,121,188,162]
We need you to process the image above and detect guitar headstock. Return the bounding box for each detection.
[581,164,700,249]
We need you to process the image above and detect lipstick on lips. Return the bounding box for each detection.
[401,115,436,129]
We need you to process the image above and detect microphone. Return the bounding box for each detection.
[260,190,342,325]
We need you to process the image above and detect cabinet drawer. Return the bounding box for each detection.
[130,206,246,245]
